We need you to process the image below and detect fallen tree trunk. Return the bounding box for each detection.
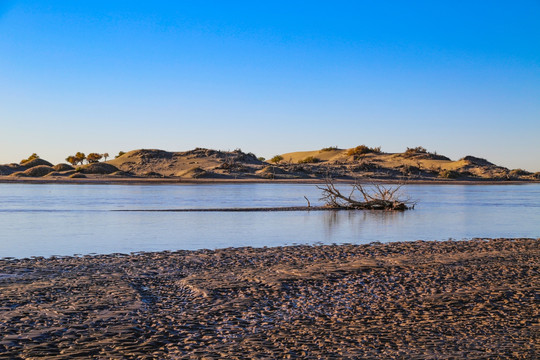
[317,178,414,211]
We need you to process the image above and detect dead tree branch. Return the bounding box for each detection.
[317,177,414,211]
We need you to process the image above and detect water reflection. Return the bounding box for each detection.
[323,209,407,233]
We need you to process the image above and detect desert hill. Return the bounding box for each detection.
[1,146,538,181]
[107,148,264,178]
[274,147,518,180]
[104,146,537,181]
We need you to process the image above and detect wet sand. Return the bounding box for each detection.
[0,238,538,359]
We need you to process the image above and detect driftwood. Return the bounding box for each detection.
[317,178,414,211]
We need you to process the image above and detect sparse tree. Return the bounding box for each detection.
[270,155,284,163]
[75,152,86,165]
[20,153,40,164]
[66,156,78,166]
[102,153,109,161]
[87,153,103,163]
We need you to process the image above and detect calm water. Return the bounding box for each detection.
[1,183,539,258]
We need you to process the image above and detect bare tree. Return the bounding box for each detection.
[317,177,414,211]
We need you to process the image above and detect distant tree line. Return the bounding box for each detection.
[65,152,112,165]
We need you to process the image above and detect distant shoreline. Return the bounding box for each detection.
[0,176,537,186]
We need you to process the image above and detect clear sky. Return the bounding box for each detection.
[1,1,539,171]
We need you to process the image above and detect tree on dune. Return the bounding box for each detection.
[87,153,103,163]
[75,152,86,165]
[66,156,78,166]
[20,153,40,164]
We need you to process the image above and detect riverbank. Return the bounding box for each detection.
[0,238,537,358]
[0,175,537,185]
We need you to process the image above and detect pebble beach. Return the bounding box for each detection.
[0,238,538,359]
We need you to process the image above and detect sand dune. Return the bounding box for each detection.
[1,147,539,181]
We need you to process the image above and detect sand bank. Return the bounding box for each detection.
[0,175,536,185]
[0,238,538,358]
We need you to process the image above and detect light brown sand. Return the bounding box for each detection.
[0,238,538,359]
[3,147,540,181]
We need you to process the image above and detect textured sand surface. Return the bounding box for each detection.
[0,238,538,359]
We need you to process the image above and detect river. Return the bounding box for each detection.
[1,183,539,258]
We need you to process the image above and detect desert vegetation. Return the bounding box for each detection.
[86,153,103,163]
[438,169,460,179]
[65,156,77,166]
[65,152,87,165]
[20,153,40,164]
[320,146,339,152]
[1,146,538,182]
[403,146,427,156]
[346,145,382,156]
[270,155,284,163]
[66,152,110,165]
[298,156,320,164]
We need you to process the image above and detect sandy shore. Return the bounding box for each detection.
[0,175,536,185]
[0,238,538,358]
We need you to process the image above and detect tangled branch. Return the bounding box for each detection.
[317,178,414,211]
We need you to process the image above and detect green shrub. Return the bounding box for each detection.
[438,169,459,179]
[257,157,266,161]
[320,146,338,152]
[20,153,39,164]
[270,155,284,163]
[298,156,320,164]
[400,165,420,176]
[405,146,427,155]
[347,145,381,156]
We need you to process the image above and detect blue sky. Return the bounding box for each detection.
[1,1,539,171]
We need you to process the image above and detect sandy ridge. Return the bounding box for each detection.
[3,147,539,182]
